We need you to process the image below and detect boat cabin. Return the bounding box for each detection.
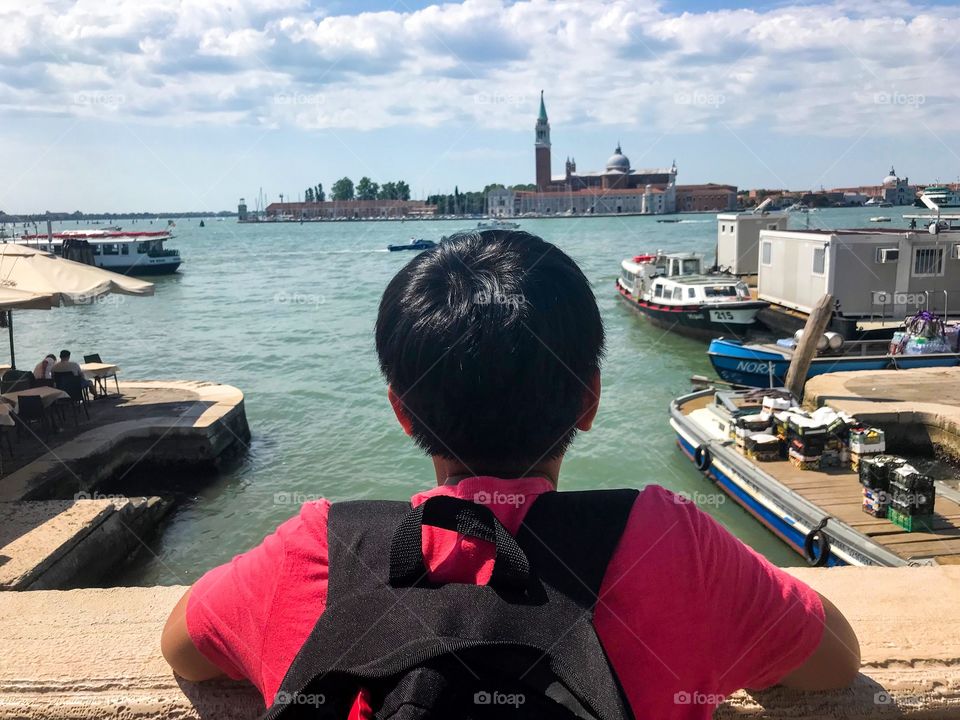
[757,227,960,321]
[619,251,750,306]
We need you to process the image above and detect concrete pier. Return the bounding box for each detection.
[0,567,957,719]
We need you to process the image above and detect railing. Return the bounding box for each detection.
[867,289,955,324]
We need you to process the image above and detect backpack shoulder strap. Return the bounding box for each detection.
[517,489,639,608]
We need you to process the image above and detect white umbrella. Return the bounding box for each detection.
[0,244,154,368]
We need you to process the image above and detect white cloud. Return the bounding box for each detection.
[0,0,956,136]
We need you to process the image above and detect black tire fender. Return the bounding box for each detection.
[803,518,831,567]
[694,444,712,473]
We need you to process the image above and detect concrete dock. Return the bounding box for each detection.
[0,567,957,718]
[0,380,249,590]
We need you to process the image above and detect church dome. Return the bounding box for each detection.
[883,166,899,187]
[606,144,630,173]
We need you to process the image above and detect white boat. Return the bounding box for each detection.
[477,219,520,230]
[13,230,181,275]
[869,216,892,222]
[920,185,960,210]
[615,251,768,339]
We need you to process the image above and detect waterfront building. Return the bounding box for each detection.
[675,184,738,212]
[260,199,436,220]
[832,167,917,206]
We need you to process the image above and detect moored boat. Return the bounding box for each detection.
[616,251,768,339]
[14,230,181,275]
[477,219,519,230]
[708,321,960,388]
[670,386,960,566]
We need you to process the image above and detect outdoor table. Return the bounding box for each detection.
[1,386,69,413]
[80,363,121,397]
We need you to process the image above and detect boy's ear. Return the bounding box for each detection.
[388,386,415,436]
[576,370,601,432]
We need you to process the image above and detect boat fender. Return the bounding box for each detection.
[803,518,831,567]
[694,444,712,473]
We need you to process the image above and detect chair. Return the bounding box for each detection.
[15,394,47,437]
[83,354,102,363]
[1,369,33,394]
[82,353,118,397]
[54,372,90,424]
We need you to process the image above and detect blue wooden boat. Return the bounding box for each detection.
[708,337,960,388]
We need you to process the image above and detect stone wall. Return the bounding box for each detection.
[1,567,957,718]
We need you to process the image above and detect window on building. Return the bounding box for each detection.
[914,247,945,276]
[812,247,826,275]
[761,241,772,265]
[721,224,726,233]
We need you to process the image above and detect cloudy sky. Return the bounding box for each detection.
[1,0,958,212]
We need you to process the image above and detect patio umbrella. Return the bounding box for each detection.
[0,244,154,368]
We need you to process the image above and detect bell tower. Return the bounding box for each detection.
[535,90,551,191]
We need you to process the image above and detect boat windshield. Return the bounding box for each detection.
[681,258,700,275]
[704,285,738,298]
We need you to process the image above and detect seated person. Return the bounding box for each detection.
[33,353,56,381]
[51,350,95,395]
[161,230,860,719]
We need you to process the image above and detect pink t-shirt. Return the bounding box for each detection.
[187,478,824,719]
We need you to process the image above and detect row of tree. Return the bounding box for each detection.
[303,178,412,203]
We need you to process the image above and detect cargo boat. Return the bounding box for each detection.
[616,251,767,339]
[708,337,960,387]
[670,388,960,566]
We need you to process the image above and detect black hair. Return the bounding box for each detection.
[375,230,604,470]
[59,350,70,359]
[45,354,56,360]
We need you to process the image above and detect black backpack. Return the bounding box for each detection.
[261,489,639,719]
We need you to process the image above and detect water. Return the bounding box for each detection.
[8,207,909,583]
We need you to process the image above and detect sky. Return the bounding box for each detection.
[0,0,958,213]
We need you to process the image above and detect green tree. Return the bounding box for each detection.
[331,177,354,201]
[315,184,326,202]
[356,176,379,200]
[396,180,411,201]
[305,187,315,203]
[377,181,397,200]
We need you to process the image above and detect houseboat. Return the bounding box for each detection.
[670,387,960,566]
[15,230,181,275]
[616,251,768,339]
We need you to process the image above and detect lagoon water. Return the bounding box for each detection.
[17,207,905,583]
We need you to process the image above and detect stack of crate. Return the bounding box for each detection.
[858,455,906,517]
[849,427,885,471]
[887,464,936,532]
[787,417,828,470]
[735,414,772,452]
[745,433,781,462]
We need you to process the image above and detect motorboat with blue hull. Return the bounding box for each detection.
[669,388,945,567]
[616,251,768,340]
[388,238,436,252]
[708,336,960,388]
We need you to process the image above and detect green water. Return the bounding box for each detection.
[10,207,907,583]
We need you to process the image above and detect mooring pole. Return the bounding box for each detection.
[785,293,834,400]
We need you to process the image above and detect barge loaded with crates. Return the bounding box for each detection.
[670,386,960,566]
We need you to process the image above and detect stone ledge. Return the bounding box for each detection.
[0,567,957,718]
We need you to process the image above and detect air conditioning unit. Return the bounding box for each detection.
[876,248,900,263]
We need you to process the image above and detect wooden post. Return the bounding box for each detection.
[785,293,834,399]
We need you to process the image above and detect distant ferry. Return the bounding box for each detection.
[920,186,960,210]
[14,230,181,275]
[477,219,520,230]
[616,251,768,339]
